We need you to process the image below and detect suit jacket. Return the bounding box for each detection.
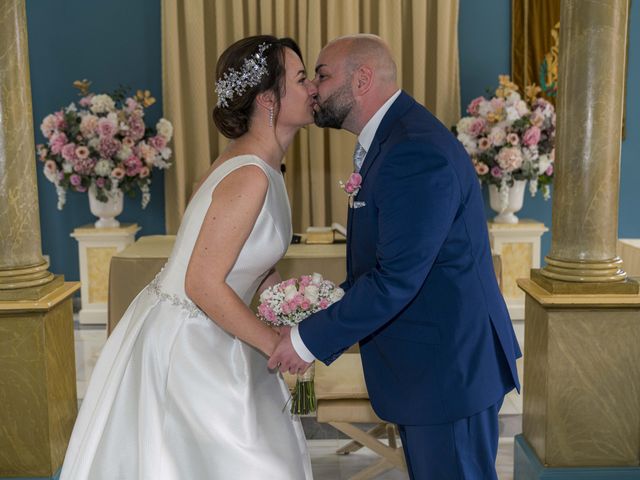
[299,91,521,425]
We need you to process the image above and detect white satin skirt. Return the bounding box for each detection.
[60,286,312,479]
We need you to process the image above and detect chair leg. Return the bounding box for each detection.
[336,423,388,455]
[329,421,407,471]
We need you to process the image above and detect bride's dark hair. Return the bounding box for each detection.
[213,35,304,139]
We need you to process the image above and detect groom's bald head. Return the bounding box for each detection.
[327,35,397,84]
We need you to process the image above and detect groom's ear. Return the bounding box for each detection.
[353,65,374,96]
[255,91,275,111]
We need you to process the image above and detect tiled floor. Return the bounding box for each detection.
[74,322,517,480]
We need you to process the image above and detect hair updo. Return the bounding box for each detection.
[213,35,304,139]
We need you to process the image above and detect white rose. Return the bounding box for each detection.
[457,132,477,155]
[311,273,323,285]
[507,91,522,103]
[304,285,320,304]
[330,288,345,302]
[116,146,133,161]
[489,126,507,146]
[62,162,73,173]
[477,101,492,118]
[505,106,521,122]
[456,117,474,135]
[259,289,272,303]
[88,137,100,149]
[156,118,173,141]
[90,94,116,114]
[515,100,529,116]
[537,154,552,175]
[283,284,298,302]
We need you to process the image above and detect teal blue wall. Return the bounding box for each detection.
[28,1,639,279]
[459,0,640,261]
[27,0,165,281]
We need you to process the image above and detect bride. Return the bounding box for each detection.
[60,35,316,479]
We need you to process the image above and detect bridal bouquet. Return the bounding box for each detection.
[455,75,556,201]
[37,79,173,210]
[257,273,344,414]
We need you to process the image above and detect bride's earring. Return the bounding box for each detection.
[268,108,273,127]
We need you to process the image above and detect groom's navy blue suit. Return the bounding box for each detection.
[299,92,521,478]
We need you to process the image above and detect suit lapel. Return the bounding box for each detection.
[358,91,415,183]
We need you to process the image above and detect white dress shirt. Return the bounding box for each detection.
[290,90,402,362]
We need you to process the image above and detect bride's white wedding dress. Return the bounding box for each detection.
[60,155,312,479]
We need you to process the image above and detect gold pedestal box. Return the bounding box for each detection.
[518,278,640,467]
[0,282,80,477]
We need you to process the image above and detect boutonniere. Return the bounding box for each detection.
[339,172,362,208]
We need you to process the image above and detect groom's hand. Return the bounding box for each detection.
[268,327,311,374]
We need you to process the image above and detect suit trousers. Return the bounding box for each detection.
[397,399,503,480]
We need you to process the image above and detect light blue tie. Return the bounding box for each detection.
[353,142,367,173]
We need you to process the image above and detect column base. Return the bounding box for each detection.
[531,269,639,294]
[0,282,79,478]
[515,435,640,479]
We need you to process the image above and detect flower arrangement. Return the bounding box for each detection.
[257,273,344,414]
[37,79,173,210]
[455,75,556,202]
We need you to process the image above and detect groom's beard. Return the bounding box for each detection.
[313,82,355,129]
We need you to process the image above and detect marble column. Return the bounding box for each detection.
[516,2,640,478]
[0,1,79,477]
[0,0,61,301]
[538,0,635,290]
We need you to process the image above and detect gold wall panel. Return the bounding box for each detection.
[87,247,117,303]
[501,242,533,299]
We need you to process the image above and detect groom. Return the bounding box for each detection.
[269,34,521,479]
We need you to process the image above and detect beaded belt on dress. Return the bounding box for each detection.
[148,272,203,318]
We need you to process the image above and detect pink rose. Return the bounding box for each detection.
[466,96,484,115]
[469,118,487,137]
[40,114,58,139]
[545,165,554,176]
[344,182,357,194]
[70,174,82,186]
[128,115,145,141]
[301,299,311,311]
[522,126,541,147]
[496,147,524,172]
[149,135,167,151]
[61,143,77,162]
[319,298,329,309]
[349,172,362,187]
[281,303,291,315]
[491,166,503,178]
[54,111,67,130]
[299,275,311,287]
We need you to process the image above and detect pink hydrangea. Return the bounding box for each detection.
[99,137,121,158]
[70,174,82,186]
[124,155,143,176]
[49,132,68,154]
[61,143,77,162]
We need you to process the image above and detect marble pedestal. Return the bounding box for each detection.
[0,282,80,479]
[70,224,139,325]
[515,279,640,479]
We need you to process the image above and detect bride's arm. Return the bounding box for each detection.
[185,165,279,357]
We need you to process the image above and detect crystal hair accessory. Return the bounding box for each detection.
[215,43,270,108]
